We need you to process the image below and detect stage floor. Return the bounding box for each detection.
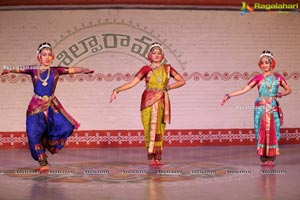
[0,145,299,200]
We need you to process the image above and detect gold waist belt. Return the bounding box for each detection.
[33,94,54,102]
[259,96,276,100]
[145,86,166,92]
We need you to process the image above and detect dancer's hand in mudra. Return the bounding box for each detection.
[1,69,10,75]
[109,89,118,103]
[83,68,94,74]
[221,94,230,106]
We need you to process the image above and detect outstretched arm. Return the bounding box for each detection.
[2,69,13,75]
[68,67,94,74]
[1,68,26,75]
[221,84,253,106]
[110,77,141,103]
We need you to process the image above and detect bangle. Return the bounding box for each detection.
[165,85,170,91]
[225,94,231,99]
[114,88,119,94]
[277,92,282,98]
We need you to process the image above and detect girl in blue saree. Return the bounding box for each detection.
[1,42,93,171]
[222,50,291,167]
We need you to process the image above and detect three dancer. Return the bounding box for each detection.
[2,43,292,168]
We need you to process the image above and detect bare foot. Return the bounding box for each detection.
[149,159,156,166]
[37,165,49,172]
[261,162,267,167]
[267,161,275,167]
[155,160,163,166]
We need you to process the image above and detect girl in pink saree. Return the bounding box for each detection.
[110,42,185,166]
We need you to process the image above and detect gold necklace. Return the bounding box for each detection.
[37,67,50,86]
[151,65,164,84]
[264,74,274,93]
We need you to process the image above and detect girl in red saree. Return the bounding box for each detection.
[110,42,185,166]
[1,42,94,171]
[222,50,291,167]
